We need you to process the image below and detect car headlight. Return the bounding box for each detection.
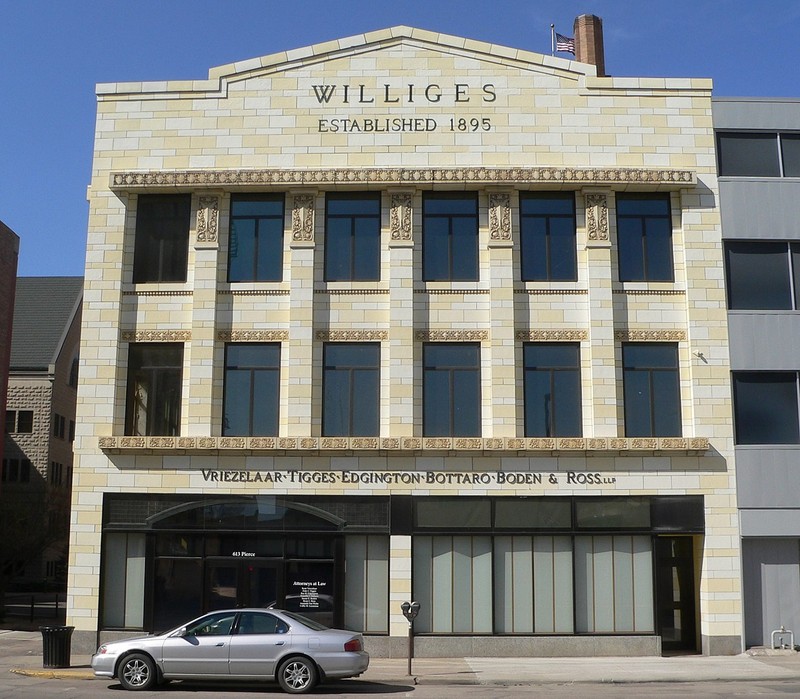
[96,645,108,655]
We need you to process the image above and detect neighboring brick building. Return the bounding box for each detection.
[0,222,20,470]
[69,20,741,656]
[2,277,83,584]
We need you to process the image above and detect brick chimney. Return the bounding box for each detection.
[573,14,606,77]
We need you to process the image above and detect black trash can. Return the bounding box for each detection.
[40,625,74,668]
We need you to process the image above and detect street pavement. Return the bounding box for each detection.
[4,628,800,688]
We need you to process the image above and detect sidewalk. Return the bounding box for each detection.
[4,629,800,686]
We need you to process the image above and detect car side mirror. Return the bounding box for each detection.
[175,626,189,637]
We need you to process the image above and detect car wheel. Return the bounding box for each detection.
[277,656,318,694]
[117,652,157,691]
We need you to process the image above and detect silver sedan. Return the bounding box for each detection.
[91,608,369,693]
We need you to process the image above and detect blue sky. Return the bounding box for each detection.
[3,0,800,277]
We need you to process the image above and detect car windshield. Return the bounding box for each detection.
[281,610,330,631]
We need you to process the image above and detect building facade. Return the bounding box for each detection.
[2,276,82,584]
[0,221,20,471]
[69,24,741,656]
[714,97,800,648]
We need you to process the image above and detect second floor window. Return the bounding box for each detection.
[732,372,800,445]
[322,343,379,436]
[325,193,381,281]
[520,193,577,281]
[622,343,681,437]
[228,195,284,282]
[223,344,280,436]
[617,194,673,282]
[133,194,191,283]
[5,410,33,433]
[523,343,581,437]
[125,343,183,436]
[725,241,800,310]
[423,193,479,281]
[423,343,481,436]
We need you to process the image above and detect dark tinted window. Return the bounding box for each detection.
[725,241,792,310]
[423,343,481,436]
[733,372,799,444]
[423,193,478,281]
[616,194,673,281]
[228,196,284,282]
[523,343,581,436]
[623,343,681,437]
[133,194,191,283]
[237,612,288,635]
[717,132,780,177]
[325,193,380,281]
[781,135,800,177]
[125,343,183,436]
[575,497,651,529]
[520,193,577,281]
[494,498,572,529]
[415,498,491,529]
[223,344,280,436]
[322,343,379,436]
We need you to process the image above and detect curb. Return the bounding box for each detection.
[11,667,96,680]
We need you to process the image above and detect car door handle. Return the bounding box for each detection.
[215,642,225,647]
[275,641,285,646]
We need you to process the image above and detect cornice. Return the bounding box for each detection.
[110,167,696,191]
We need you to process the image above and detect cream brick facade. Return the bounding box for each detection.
[70,27,740,656]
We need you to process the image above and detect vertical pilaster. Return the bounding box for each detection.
[487,190,516,436]
[187,193,221,435]
[387,190,415,437]
[583,190,617,436]
[389,535,412,638]
[287,190,317,436]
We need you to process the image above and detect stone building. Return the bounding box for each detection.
[0,222,20,470]
[69,19,741,656]
[2,276,82,584]
[714,98,800,648]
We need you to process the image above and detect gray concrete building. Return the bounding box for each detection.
[714,98,800,648]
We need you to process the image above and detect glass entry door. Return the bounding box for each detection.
[206,559,282,610]
[655,537,697,652]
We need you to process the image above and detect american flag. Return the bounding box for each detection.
[556,32,575,55]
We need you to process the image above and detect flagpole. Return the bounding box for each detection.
[550,24,555,56]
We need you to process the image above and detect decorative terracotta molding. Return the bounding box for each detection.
[615,329,687,342]
[616,289,686,296]
[219,289,290,296]
[416,330,489,341]
[123,290,193,296]
[196,195,219,243]
[415,289,490,295]
[390,192,413,241]
[516,329,588,341]
[585,192,609,241]
[316,289,390,295]
[291,193,315,242]
[121,330,192,342]
[316,330,388,341]
[111,167,696,190]
[99,435,710,454]
[488,192,512,241]
[517,289,588,295]
[217,330,289,342]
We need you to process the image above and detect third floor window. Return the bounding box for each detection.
[520,193,577,281]
[133,194,191,283]
[423,193,479,281]
[228,195,284,282]
[325,193,381,281]
[616,194,673,282]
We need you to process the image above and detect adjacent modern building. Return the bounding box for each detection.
[2,276,82,584]
[714,98,800,648]
[69,18,742,656]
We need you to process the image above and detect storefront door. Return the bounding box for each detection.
[206,559,282,610]
[655,537,697,652]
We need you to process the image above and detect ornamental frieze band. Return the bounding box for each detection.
[99,435,709,454]
[111,167,696,190]
[615,329,687,341]
[516,329,589,341]
[416,330,489,341]
[316,330,389,341]
[121,330,192,342]
[217,330,289,341]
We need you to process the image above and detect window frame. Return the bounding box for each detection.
[523,342,582,437]
[422,342,481,437]
[732,371,800,445]
[222,343,281,437]
[622,343,682,438]
[322,342,380,437]
[324,192,381,281]
[132,194,191,284]
[616,194,674,282]
[724,240,800,310]
[227,194,285,283]
[519,193,577,281]
[125,343,184,437]
[422,192,479,282]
